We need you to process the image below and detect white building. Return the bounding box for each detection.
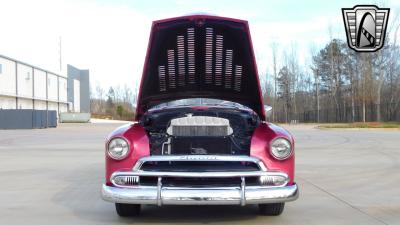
[0,55,68,114]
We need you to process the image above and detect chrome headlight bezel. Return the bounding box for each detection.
[270,137,293,160]
[107,137,130,160]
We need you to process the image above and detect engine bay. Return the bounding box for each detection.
[140,107,260,155]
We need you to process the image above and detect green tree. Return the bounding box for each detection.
[116,105,124,118]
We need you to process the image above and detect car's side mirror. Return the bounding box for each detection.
[264,105,272,118]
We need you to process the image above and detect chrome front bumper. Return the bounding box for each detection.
[102,183,298,205]
[101,155,298,205]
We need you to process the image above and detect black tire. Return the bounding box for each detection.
[258,203,285,216]
[115,203,141,217]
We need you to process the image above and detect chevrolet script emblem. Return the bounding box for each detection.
[342,5,390,52]
[179,155,218,161]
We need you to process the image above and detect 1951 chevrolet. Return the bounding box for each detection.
[101,15,298,217]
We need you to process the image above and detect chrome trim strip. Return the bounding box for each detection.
[111,170,288,179]
[132,155,267,171]
[101,183,299,205]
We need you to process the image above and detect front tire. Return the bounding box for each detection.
[258,203,285,216]
[115,203,141,217]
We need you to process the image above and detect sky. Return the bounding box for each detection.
[0,0,399,92]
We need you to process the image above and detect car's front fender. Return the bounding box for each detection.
[250,122,295,184]
[105,123,150,184]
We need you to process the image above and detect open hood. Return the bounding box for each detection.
[135,15,265,120]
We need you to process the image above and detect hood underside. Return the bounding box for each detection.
[136,15,265,120]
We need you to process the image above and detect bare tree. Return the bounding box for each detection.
[310,45,320,123]
[271,42,278,121]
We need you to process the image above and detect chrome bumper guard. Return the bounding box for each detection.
[101,155,299,205]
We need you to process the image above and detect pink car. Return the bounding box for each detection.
[101,15,298,217]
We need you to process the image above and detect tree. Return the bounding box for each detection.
[106,87,115,115]
[312,39,349,122]
[271,43,278,122]
[277,66,293,123]
[116,105,124,118]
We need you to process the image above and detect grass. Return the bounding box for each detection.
[318,122,400,129]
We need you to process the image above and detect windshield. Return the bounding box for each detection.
[150,98,248,110]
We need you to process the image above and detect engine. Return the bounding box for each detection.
[141,107,259,156]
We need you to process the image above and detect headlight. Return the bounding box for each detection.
[270,138,292,160]
[107,138,130,160]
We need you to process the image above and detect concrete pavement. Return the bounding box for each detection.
[0,123,399,225]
